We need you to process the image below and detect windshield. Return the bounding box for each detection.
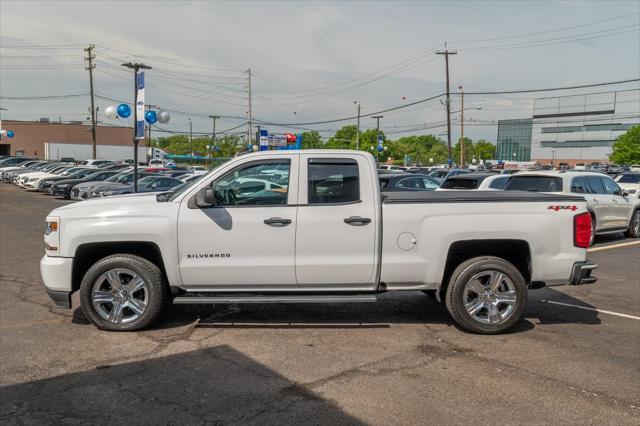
[617,174,640,184]
[165,168,219,202]
[505,176,563,192]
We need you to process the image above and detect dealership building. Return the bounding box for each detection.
[496,90,639,166]
[0,119,141,159]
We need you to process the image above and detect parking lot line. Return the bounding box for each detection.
[588,240,640,253]
[541,299,640,320]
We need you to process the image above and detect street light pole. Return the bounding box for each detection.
[121,62,151,193]
[372,115,383,163]
[209,115,219,164]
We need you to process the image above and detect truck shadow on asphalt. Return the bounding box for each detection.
[0,345,363,425]
[71,288,600,334]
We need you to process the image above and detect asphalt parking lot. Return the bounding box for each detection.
[1,184,639,425]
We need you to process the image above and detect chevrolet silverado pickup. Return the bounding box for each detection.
[41,150,597,334]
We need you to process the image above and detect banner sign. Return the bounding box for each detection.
[259,129,269,146]
[135,72,145,140]
[377,134,384,152]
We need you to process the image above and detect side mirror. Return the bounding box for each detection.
[194,187,215,208]
[622,190,630,197]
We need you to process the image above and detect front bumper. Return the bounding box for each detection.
[40,255,73,309]
[569,261,597,285]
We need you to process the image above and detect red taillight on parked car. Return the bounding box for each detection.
[574,212,592,248]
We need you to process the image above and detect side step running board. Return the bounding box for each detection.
[173,294,379,304]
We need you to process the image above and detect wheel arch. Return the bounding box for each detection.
[441,239,531,290]
[72,241,168,293]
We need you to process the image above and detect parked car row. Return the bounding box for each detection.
[0,156,208,200]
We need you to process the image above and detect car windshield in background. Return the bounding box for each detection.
[617,174,640,183]
[440,179,479,190]
[505,176,563,192]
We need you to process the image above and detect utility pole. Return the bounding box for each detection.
[121,62,151,193]
[246,68,253,146]
[355,101,361,150]
[436,49,457,166]
[209,114,219,161]
[459,85,464,167]
[372,115,383,163]
[188,118,193,164]
[84,44,97,158]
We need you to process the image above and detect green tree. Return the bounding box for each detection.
[610,126,640,164]
[474,139,497,160]
[300,130,323,149]
[326,125,358,149]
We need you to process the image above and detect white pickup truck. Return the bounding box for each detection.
[41,150,597,334]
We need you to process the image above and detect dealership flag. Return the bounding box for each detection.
[135,72,145,140]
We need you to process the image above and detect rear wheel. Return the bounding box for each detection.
[589,214,596,247]
[79,254,168,331]
[445,256,527,334]
[625,209,640,238]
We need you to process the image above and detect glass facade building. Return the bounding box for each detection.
[496,119,533,162]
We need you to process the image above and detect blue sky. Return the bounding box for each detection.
[1,0,639,143]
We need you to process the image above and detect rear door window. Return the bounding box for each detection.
[395,177,425,190]
[308,159,359,204]
[586,176,606,194]
[570,176,589,194]
[422,178,440,190]
[504,176,563,192]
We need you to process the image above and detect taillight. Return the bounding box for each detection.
[574,212,592,248]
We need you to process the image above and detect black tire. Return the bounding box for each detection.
[589,213,596,247]
[445,256,527,334]
[625,209,640,238]
[79,254,168,331]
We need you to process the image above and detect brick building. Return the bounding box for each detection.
[0,120,143,158]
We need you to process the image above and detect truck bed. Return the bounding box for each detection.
[381,190,584,204]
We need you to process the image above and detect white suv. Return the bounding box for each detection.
[505,171,640,242]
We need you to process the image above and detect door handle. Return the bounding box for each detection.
[344,216,371,226]
[264,217,292,226]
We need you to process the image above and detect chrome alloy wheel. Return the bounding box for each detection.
[463,270,517,325]
[633,211,640,235]
[91,268,148,324]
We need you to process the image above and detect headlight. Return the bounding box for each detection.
[102,191,113,196]
[45,217,60,255]
[57,183,69,188]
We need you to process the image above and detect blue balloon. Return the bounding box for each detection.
[145,110,158,124]
[117,104,131,118]
[6,130,14,138]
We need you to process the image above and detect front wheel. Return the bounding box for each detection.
[625,209,640,238]
[445,256,527,334]
[79,254,168,331]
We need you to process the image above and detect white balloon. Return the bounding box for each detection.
[0,130,6,136]
[104,105,118,120]
[157,110,171,124]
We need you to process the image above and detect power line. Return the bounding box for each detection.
[449,11,640,44]
[0,93,88,100]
